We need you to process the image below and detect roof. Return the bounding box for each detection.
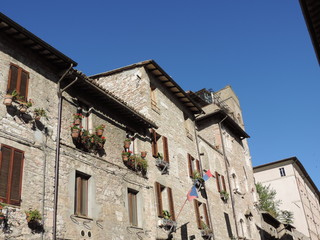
[253,157,320,200]
[299,0,320,65]
[0,12,77,69]
[90,60,204,115]
[196,109,250,139]
[64,69,157,130]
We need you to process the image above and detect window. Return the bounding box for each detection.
[188,154,200,178]
[279,167,286,177]
[0,145,24,206]
[7,64,29,101]
[224,213,233,238]
[75,171,90,217]
[128,189,138,226]
[77,104,92,133]
[184,113,193,140]
[155,182,175,220]
[194,199,210,229]
[151,130,169,163]
[215,171,226,192]
[150,86,160,113]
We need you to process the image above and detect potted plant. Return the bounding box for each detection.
[137,157,148,172]
[70,125,82,138]
[33,108,47,121]
[160,210,176,230]
[18,98,33,113]
[95,136,106,149]
[141,151,147,158]
[25,209,42,223]
[163,210,171,220]
[95,124,105,136]
[73,113,84,125]
[3,89,19,106]
[220,190,229,202]
[192,171,204,188]
[124,138,131,148]
[122,151,132,161]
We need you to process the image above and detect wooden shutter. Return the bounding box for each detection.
[9,150,24,205]
[151,129,158,157]
[75,176,81,215]
[188,154,193,177]
[203,203,210,227]
[194,200,201,229]
[221,175,227,192]
[215,171,221,192]
[128,190,138,226]
[0,145,24,206]
[196,159,201,173]
[167,187,175,221]
[162,136,169,163]
[75,172,89,216]
[19,70,29,101]
[7,65,18,94]
[155,182,163,217]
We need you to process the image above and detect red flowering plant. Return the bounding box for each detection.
[122,150,132,157]
[73,113,84,120]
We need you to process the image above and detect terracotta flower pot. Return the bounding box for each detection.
[124,141,131,148]
[74,119,81,125]
[3,95,13,106]
[141,151,147,158]
[96,129,104,136]
[122,155,129,161]
[35,115,41,121]
[71,129,80,138]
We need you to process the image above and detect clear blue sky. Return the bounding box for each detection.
[2,1,319,189]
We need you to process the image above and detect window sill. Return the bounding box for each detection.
[73,214,93,221]
[127,225,143,230]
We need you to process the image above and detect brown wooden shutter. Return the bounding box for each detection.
[9,150,24,205]
[7,65,18,94]
[188,154,193,177]
[203,203,210,227]
[162,136,169,163]
[215,171,221,192]
[151,129,158,157]
[75,176,81,215]
[194,200,201,229]
[19,70,29,101]
[221,175,227,192]
[0,146,11,203]
[167,187,175,221]
[196,159,200,173]
[155,182,163,217]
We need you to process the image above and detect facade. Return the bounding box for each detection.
[0,12,262,240]
[253,157,320,240]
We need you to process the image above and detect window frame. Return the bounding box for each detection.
[0,144,24,206]
[7,63,29,101]
[215,171,227,193]
[194,199,210,230]
[188,153,200,178]
[128,188,139,226]
[155,182,175,221]
[74,171,90,217]
[279,167,286,177]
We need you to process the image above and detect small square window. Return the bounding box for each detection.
[279,168,286,177]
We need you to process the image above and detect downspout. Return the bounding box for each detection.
[218,115,240,239]
[53,64,78,240]
[194,122,214,231]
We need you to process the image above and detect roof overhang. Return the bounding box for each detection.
[196,109,250,139]
[63,70,157,131]
[90,60,204,115]
[0,12,77,69]
[299,0,320,65]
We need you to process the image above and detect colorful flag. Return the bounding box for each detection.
[202,169,213,182]
[187,185,198,201]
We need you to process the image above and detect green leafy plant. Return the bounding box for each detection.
[70,124,82,131]
[25,209,42,222]
[34,108,47,118]
[95,124,105,131]
[7,89,19,99]
[122,151,132,157]
[192,171,203,181]
[73,113,84,120]
[156,152,163,160]
[278,210,294,224]
[162,210,171,220]
[255,182,281,218]
[220,190,229,201]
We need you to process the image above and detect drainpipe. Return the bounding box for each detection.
[194,122,214,231]
[53,64,78,240]
[218,115,240,239]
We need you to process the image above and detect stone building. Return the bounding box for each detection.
[254,157,320,240]
[0,12,262,240]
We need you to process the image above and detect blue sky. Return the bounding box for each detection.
[2,1,319,189]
